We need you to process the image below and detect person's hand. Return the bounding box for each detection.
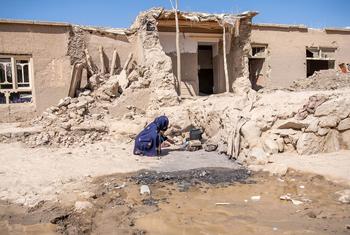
[161,142,171,147]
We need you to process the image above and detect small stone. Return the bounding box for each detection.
[246,147,268,165]
[76,100,88,109]
[318,115,339,128]
[81,90,91,96]
[291,199,303,206]
[250,195,261,201]
[140,185,151,195]
[306,211,317,218]
[74,201,93,212]
[337,118,350,131]
[57,97,71,107]
[335,189,350,204]
[263,136,279,155]
[317,127,329,136]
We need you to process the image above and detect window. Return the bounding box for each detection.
[306,47,336,77]
[250,44,267,58]
[306,47,336,59]
[0,56,33,104]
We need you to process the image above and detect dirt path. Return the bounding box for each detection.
[0,142,235,206]
[270,150,350,185]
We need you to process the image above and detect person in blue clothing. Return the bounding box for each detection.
[133,115,174,156]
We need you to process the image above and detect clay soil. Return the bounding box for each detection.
[0,168,349,235]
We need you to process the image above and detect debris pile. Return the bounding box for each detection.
[238,91,350,161]
[291,69,350,91]
[25,74,120,147]
[163,88,350,166]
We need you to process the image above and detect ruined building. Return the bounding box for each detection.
[0,8,349,122]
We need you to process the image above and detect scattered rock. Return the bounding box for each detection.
[296,133,324,155]
[315,98,350,119]
[318,115,339,128]
[246,147,268,165]
[323,129,340,153]
[241,120,261,147]
[276,119,308,130]
[305,118,319,133]
[74,201,93,212]
[317,127,330,136]
[250,195,261,201]
[140,185,151,195]
[306,211,317,219]
[204,144,218,152]
[335,189,350,204]
[263,136,279,155]
[340,130,350,148]
[337,118,350,131]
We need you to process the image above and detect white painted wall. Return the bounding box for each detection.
[159,32,197,54]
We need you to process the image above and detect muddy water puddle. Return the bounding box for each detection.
[0,168,349,234]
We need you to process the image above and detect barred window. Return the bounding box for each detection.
[0,56,33,104]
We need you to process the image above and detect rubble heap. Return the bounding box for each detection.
[291,69,350,91]
[161,88,350,166]
[25,73,120,147]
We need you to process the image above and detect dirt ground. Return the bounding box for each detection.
[0,142,350,234]
[0,142,238,206]
[0,168,349,235]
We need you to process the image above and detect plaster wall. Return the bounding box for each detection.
[159,32,226,96]
[86,33,134,74]
[251,26,350,88]
[0,23,71,122]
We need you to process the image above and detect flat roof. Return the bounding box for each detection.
[253,23,350,33]
[0,18,70,27]
[252,23,307,30]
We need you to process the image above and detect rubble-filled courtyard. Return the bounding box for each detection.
[0,3,350,235]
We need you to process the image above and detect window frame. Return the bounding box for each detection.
[306,47,336,61]
[250,44,268,58]
[0,55,33,105]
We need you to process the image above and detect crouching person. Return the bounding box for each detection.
[133,115,174,156]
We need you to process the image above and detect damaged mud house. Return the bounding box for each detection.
[1,8,349,121]
[0,7,350,159]
[1,6,350,233]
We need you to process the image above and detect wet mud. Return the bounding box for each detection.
[0,168,349,235]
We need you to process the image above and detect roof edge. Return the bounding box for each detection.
[0,18,71,27]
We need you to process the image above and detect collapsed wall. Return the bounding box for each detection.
[0,8,181,147]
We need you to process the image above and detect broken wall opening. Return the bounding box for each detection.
[248,44,267,90]
[306,47,336,77]
[248,58,264,91]
[307,60,335,77]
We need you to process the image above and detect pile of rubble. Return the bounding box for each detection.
[161,87,350,166]
[291,69,350,91]
[24,73,120,147]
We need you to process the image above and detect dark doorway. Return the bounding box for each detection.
[198,45,214,95]
[249,58,264,91]
[307,60,335,77]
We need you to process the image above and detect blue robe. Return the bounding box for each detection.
[133,116,169,156]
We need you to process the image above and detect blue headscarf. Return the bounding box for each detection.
[154,115,169,131]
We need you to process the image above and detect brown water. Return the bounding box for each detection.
[0,170,349,235]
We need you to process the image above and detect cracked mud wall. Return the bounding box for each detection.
[251,26,350,88]
[0,22,138,122]
[127,9,179,108]
[0,23,72,122]
[227,18,252,92]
